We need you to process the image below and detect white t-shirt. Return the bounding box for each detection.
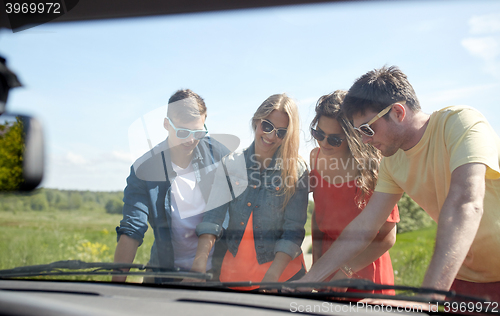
[170,162,213,271]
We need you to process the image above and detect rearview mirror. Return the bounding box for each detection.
[0,113,44,191]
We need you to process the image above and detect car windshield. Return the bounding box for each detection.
[1,0,499,312]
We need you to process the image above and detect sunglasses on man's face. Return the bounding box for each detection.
[311,127,344,147]
[353,104,393,137]
[167,117,208,140]
[260,119,287,139]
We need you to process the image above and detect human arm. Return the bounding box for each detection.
[192,201,229,276]
[422,163,485,292]
[297,191,402,283]
[113,166,150,282]
[192,150,252,277]
[190,211,225,279]
[261,175,308,284]
[272,165,309,267]
[328,221,396,287]
[182,233,217,283]
[261,252,293,283]
[190,233,217,274]
[344,221,396,274]
[259,166,309,285]
[112,235,140,282]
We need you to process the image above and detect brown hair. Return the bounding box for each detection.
[311,90,381,207]
[342,65,420,120]
[167,89,207,122]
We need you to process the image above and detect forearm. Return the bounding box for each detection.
[112,235,140,282]
[347,244,390,275]
[302,225,376,282]
[299,192,401,283]
[422,163,485,291]
[191,234,217,273]
[422,202,483,290]
[346,223,397,274]
[262,251,293,282]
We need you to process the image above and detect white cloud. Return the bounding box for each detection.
[469,13,500,35]
[461,36,500,61]
[66,152,87,165]
[109,150,134,163]
[463,13,500,77]
[42,148,132,191]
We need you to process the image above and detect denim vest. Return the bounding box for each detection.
[197,142,309,264]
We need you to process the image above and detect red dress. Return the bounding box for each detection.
[311,150,399,295]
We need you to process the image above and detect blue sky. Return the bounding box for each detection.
[1,0,500,191]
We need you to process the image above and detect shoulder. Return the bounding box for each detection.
[310,147,319,169]
[431,106,487,128]
[297,156,309,176]
[131,140,169,182]
[223,147,247,169]
[437,105,482,115]
[428,106,495,145]
[225,147,245,162]
[198,136,231,157]
[132,139,168,166]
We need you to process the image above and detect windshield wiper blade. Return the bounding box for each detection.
[185,278,488,303]
[0,260,212,280]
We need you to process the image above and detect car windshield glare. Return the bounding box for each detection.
[1,0,499,313]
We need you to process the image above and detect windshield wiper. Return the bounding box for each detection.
[0,260,212,280]
[182,278,489,304]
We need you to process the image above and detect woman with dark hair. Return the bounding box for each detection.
[306,90,399,294]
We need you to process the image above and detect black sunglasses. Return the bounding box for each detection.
[261,119,287,139]
[311,127,344,147]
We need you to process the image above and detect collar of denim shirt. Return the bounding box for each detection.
[244,141,282,171]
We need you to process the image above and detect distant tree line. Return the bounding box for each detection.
[0,188,124,214]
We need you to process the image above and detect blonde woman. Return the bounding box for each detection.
[305,90,399,295]
[192,94,309,287]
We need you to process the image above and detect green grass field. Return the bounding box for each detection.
[390,224,437,287]
[0,210,154,282]
[0,210,436,286]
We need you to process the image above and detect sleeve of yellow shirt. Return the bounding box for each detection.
[375,157,405,195]
[444,107,500,180]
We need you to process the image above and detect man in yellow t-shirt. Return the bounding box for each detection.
[299,65,500,302]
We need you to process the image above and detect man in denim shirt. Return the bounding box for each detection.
[113,89,229,283]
